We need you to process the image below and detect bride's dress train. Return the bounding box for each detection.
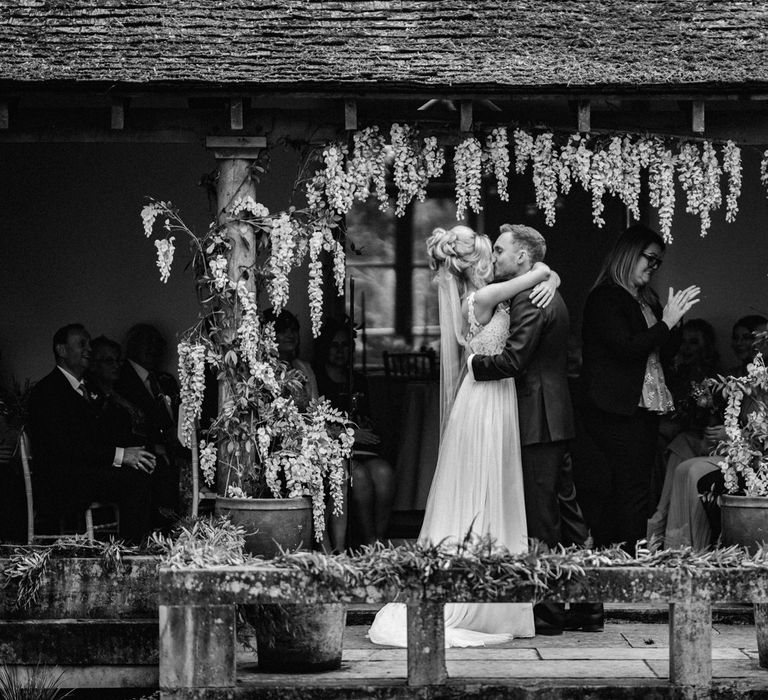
[368,297,534,647]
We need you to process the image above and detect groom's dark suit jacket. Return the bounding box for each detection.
[471,290,574,446]
[28,368,115,515]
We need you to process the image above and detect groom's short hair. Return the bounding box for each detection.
[500,224,547,264]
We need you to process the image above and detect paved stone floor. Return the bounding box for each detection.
[234,613,768,697]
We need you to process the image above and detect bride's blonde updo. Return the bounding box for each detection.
[426,225,493,288]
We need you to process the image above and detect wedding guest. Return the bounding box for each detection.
[263,309,319,410]
[580,224,700,553]
[314,318,395,550]
[660,314,768,549]
[28,324,155,543]
[115,323,181,527]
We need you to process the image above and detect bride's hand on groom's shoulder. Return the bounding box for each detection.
[530,278,557,308]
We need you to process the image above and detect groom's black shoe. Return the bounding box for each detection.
[565,603,605,632]
[534,602,565,636]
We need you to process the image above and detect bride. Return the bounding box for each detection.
[368,224,558,648]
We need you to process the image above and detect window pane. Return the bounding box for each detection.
[346,196,396,265]
[412,198,462,264]
[411,268,440,352]
[348,267,395,331]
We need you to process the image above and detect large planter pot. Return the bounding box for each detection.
[215,496,312,557]
[245,603,347,673]
[721,494,768,554]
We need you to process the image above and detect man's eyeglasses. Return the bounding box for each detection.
[641,252,663,270]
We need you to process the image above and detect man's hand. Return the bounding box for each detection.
[123,447,156,474]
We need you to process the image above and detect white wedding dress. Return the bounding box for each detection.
[368,295,534,647]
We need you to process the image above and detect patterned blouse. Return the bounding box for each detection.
[638,302,675,414]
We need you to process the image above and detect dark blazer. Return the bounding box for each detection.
[581,282,680,416]
[28,368,115,514]
[471,290,575,446]
[115,361,177,447]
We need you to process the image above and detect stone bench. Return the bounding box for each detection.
[158,564,768,697]
[0,555,159,689]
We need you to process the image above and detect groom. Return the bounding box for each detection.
[468,224,603,635]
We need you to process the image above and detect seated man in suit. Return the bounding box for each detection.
[115,323,181,525]
[28,323,156,544]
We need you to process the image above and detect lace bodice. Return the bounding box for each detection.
[467,293,510,355]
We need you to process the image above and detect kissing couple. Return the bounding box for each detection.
[369,223,601,647]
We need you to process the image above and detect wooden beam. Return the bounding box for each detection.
[110,98,125,130]
[206,135,267,160]
[0,100,7,130]
[230,97,244,131]
[344,99,358,131]
[692,100,705,133]
[0,129,199,143]
[578,99,591,133]
[460,100,473,132]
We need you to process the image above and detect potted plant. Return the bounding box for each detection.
[140,197,354,557]
[713,351,768,553]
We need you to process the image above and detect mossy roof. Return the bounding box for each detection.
[1,1,767,91]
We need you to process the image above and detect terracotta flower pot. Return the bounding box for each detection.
[215,496,312,557]
[720,494,768,555]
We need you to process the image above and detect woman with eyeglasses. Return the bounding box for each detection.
[579,224,700,553]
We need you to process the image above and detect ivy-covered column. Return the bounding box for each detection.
[206,136,266,498]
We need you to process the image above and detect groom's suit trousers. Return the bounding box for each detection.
[521,439,569,549]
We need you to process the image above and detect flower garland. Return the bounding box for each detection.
[348,126,389,211]
[647,139,677,243]
[723,140,742,224]
[531,133,560,227]
[390,124,445,216]
[454,135,483,219]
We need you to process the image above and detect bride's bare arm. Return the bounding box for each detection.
[529,270,561,308]
[472,263,551,321]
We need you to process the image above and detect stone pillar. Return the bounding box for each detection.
[669,598,712,689]
[406,600,447,686]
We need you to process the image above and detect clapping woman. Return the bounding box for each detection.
[580,224,700,553]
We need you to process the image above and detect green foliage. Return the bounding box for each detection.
[0,663,71,700]
[148,516,250,568]
[1,536,140,610]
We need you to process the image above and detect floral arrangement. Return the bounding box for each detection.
[301,125,747,246]
[673,377,722,430]
[714,353,768,496]
[141,197,354,540]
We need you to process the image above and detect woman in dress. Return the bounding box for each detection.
[368,224,559,648]
[580,224,700,554]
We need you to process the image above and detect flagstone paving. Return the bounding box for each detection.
[236,621,768,692]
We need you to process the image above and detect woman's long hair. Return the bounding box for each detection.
[592,224,666,307]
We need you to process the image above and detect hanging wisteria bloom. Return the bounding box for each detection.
[348,126,389,211]
[454,135,483,219]
[154,237,175,283]
[268,213,298,314]
[648,140,677,243]
[513,128,535,175]
[199,441,217,487]
[530,133,560,227]
[177,341,207,445]
[484,127,510,201]
[230,196,270,219]
[722,140,742,224]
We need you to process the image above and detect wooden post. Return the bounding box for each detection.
[692,100,705,134]
[669,599,712,688]
[460,100,473,133]
[159,604,236,689]
[230,97,244,131]
[205,137,265,497]
[578,100,591,133]
[111,99,125,130]
[344,100,358,131]
[406,600,446,686]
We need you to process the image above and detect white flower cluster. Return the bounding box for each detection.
[513,128,534,174]
[761,149,768,197]
[716,353,768,496]
[677,142,722,237]
[307,223,328,336]
[454,136,483,219]
[532,133,559,227]
[722,140,742,224]
[322,143,354,215]
[154,237,175,283]
[390,124,445,215]
[348,126,389,211]
[199,440,217,487]
[235,281,279,395]
[484,127,510,201]
[140,200,168,238]
[177,341,207,445]
[230,196,270,219]
[267,213,298,314]
[647,140,677,243]
[209,255,230,292]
